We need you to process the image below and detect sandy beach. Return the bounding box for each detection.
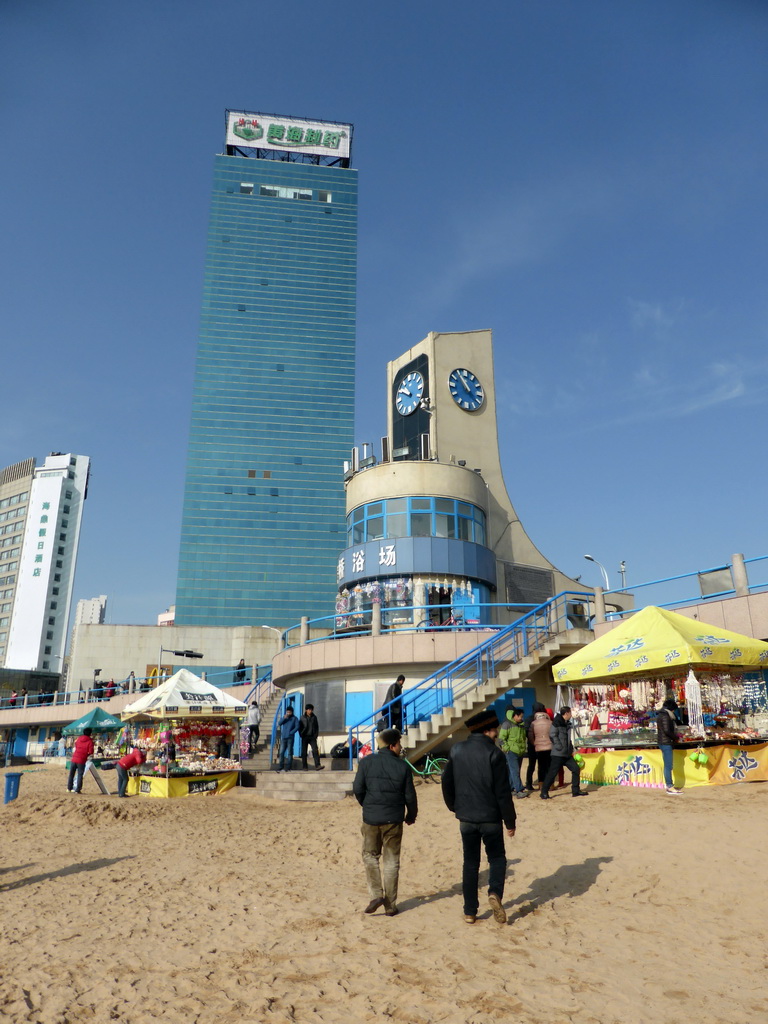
[1,765,766,1024]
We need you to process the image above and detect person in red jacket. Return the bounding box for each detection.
[68,728,94,793]
[116,747,146,798]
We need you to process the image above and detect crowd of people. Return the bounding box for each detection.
[499,702,588,799]
[351,684,689,921]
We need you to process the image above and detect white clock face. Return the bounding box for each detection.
[395,371,425,415]
[448,368,484,411]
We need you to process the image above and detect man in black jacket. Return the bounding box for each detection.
[442,709,516,925]
[352,728,417,917]
[299,704,323,771]
[540,706,588,799]
[384,675,405,731]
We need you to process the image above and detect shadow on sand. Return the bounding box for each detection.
[396,859,523,914]
[0,856,135,893]
[0,863,36,876]
[509,856,613,921]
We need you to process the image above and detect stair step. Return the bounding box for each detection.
[256,770,354,802]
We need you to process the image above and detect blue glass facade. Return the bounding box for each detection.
[347,497,487,546]
[176,153,357,626]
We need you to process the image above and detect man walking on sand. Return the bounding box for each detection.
[352,728,417,918]
[442,709,516,925]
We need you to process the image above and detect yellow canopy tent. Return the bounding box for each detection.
[553,605,768,684]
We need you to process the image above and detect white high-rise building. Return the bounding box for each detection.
[2,453,90,672]
[75,594,107,626]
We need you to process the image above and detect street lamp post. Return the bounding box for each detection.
[260,624,283,652]
[584,554,611,592]
[157,647,204,686]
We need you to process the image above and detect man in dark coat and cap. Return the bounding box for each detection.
[353,728,418,917]
[441,709,516,925]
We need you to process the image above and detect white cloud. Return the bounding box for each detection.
[608,358,766,425]
[423,167,626,310]
[629,299,683,335]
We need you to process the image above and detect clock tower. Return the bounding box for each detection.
[337,329,628,628]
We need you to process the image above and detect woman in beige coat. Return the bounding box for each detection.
[527,707,552,790]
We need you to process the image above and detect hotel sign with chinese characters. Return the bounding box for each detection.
[226,111,351,159]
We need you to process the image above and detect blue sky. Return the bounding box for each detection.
[2,0,767,623]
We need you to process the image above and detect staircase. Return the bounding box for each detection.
[402,630,590,761]
[255,769,353,802]
[348,592,597,763]
[240,689,284,772]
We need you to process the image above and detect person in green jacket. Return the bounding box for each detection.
[498,707,528,798]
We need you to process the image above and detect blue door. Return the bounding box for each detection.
[345,691,373,728]
[13,729,29,757]
[287,692,303,756]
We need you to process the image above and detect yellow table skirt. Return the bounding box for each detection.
[126,771,239,798]
[579,744,768,789]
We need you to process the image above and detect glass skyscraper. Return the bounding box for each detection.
[175,112,357,627]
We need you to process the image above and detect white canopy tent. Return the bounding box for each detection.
[121,669,248,720]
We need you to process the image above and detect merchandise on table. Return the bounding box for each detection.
[137,755,241,778]
[565,670,768,746]
[117,716,243,780]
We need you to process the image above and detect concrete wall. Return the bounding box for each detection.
[594,592,768,642]
[347,460,488,510]
[272,629,496,688]
[67,623,283,691]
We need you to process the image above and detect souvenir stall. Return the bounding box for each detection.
[552,606,768,789]
[62,707,125,765]
[120,669,247,798]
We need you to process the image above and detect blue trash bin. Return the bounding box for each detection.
[4,772,22,804]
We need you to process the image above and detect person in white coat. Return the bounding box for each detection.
[246,701,262,755]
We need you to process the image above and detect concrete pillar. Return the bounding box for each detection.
[594,587,606,625]
[371,602,382,637]
[732,553,749,597]
[300,616,309,645]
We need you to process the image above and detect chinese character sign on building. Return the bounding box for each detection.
[226,111,352,160]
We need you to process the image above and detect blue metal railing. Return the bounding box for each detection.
[243,666,274,706]
[281,602,538,648]
[278,554,768,647]
[270,694,287,765]
[345,591,593,766]
[0,665,272,713]
[603,554,768,620]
